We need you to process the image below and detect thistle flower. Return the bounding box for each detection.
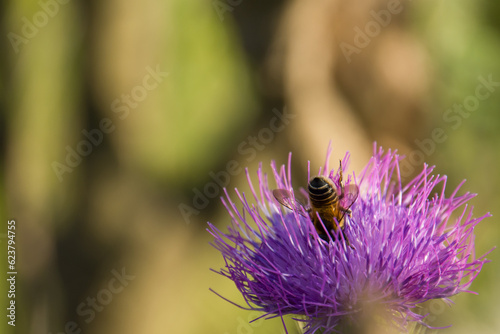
[208,145,492,333]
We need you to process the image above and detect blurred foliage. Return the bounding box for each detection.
[1,0,500,334]
[411,1,500,331]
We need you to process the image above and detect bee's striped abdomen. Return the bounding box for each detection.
[308,176,338,208]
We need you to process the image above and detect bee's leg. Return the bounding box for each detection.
[339,206,352,218]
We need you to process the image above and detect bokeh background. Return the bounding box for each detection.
[1,0,500,333]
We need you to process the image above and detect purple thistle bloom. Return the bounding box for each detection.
[208,144,492,333]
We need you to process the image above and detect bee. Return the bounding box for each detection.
[273,161,358,245]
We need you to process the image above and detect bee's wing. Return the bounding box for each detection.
[340,184,359,211]
[272,189,295,210]
[337,184,358,246]
[273,189,308,216]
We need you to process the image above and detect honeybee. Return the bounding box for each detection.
[273,161,358,245]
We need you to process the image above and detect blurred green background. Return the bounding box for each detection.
[1,0,499,333]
